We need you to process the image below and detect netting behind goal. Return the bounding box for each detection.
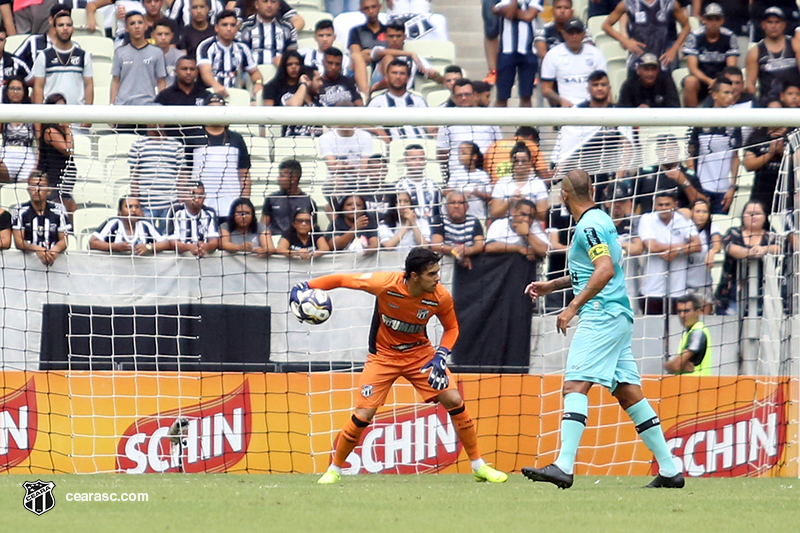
[0,106,797,478]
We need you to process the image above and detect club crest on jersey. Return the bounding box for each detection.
[361,385,373,398]
[416,309,429,320]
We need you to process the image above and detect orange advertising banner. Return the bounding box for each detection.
[0,372,796,478]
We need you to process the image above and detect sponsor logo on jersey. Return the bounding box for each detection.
[420,299,438,306]
[381,314,425,334]
[660,384,787,477]
[116,381,251,474]
[386,290,405,298]
[0,378,38,473]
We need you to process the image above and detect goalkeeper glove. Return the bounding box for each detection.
[289,281,310,322]
[420,347,449,391]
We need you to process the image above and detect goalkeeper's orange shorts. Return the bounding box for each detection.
[354,352,456,409]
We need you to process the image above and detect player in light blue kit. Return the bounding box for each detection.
[522,170,684,489]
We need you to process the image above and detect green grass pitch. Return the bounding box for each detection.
[1,474,798,533]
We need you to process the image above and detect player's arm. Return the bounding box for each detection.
[420,295,459,391]
[525,274,570,298]
[308,272,386,294]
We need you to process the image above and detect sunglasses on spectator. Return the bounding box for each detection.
[295,218,313,224]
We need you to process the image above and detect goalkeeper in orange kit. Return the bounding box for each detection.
[292,247,507,484]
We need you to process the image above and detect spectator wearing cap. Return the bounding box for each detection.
[746,7,800,105]
[618,53,681,108]
[681,3,739,108]
[602,0,690,73]
[604,180,644,310]
[687,76,741,214]
[751,0,799,41]
[540,18,607,108]
[637,189,701,315]
[493,0,542,108]
[534,0,594,58]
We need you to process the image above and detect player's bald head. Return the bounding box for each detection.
[563,169,593,200]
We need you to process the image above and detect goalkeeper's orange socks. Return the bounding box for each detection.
[625,398,680,477]
[331,413,370,468]
[554,392,589,475]
[448,402,481,462]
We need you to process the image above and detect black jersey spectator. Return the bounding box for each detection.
[0,206,11,250]
[0,28,32,99]
[282,66,324,137]
[228,0,301,30]
[691,0,748,36]
[261,158,316,235]
[746,7,800,105]
[328,194,379,255]
[37,93,77,214]
[90,196,171,255]
[275,208,330,260]
[603,0,690,72]
[744,124,787,213]
[618,53,681,108]
[168,180,220,256]
[12,172,69,265]
[178,0,218,55]
[347,0,386,95]
[155,56,210,138]
[681,3,739,107]
[439,65,463,107]
[319,47,363,106]
[196,9,263,97]
[239,0,297,66]
[633,134,707,213]
[262,49,303,106]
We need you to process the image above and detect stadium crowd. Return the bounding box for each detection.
[0,0,797,321]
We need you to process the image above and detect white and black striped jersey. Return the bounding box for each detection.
[239,15,297,65]
[196,36,258,88]
[12,201,71,249]
[496,0,543,55]
[442,214,484,247]
[1,52,33,102]
[13,34,52,70]
[299,47,350,75]
[367,90,428,140]
[127,136,186,210]
[167,204,221,243]
[168,0,225,30]
[92,218,166,245]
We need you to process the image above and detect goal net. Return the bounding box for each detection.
[0,105,796,478]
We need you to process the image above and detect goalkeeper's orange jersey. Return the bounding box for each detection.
[309,271,458,359]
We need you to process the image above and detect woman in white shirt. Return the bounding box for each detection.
[378,191,431,252]
[685,198,721,313]
[446,141,492,222]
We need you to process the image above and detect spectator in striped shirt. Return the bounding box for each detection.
[369,21,443,93]
[128,125,187,232]
[494,0,542,107]
[167,180,220,256]
[434,190,485,270]
[367,59,431,142]
[239,0,297,67]
[0,28,33,99]
[299,19,350,75]
[12,172,70,266]
[90,196,171,255]
[196,9,263,98]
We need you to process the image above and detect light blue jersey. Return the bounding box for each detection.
[568,207,633,319]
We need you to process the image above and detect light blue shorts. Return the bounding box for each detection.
[565,311,641,392]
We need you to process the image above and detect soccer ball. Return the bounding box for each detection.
[290,288,333,325]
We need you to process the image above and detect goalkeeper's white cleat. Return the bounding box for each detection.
[317,468,341,485]
[473,463,508,483]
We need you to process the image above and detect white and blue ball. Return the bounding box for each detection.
[290,288,333,325]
